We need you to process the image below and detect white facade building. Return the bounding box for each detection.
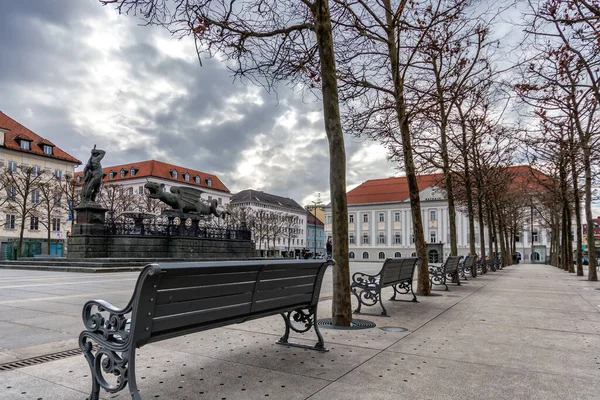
[0,111,81,258]
[230,190,307,257]
[324,170,559,263]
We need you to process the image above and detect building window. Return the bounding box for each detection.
[6,186,16,201]
[206,178,212,186]
[31,190,40,204]
[411,252,417,257]
[171,170,178,179]
[54,193,61,206]
[208,195,212,201]
[20,140,31,150]
[51,218,61,231]
[349,251,355,259]
[130,168,136,177]
[349,214,354,223]
[363,214,369,223]
[55,169,63,180]
[32,165,41,177]
[43,145,53,155]
[120,170,126,178]
[218,198,222,205]
[109,171,115,179]
[5,214,16,229]
[138,186,144,194]
[184,173,190,182]
[362,234,369,244]
[430,231,437,243]
[7,160,17,172]
[127,187,133,195]
[378,232,385,244]
[349,234,355,244]
[378,251,385,259]
[362,251,369,259]
[326,216,332,224]
[394,252,402,258]
[532,230,538,242]
[194,176,200,184]
[30,216,39,230]
[395,232,402,244]
[430,210,437,221]
[411,233,414,243]
[394,212,401,222]
[379,213,384,222]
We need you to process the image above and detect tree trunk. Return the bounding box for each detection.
[313,0,352,325]
[582,143,598,280]
[459,109,477,277]
[383,0,430,295]
[570,146,584,276]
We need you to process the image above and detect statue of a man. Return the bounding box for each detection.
[81,145,106,203]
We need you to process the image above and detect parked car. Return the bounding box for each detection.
[573,257,589,265]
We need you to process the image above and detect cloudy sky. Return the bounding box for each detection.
[0,1,396,206]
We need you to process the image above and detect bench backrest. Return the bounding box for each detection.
[463,255,477,268]
[381,257,419,287]
[443,256,462,273]
[127,260,332,346]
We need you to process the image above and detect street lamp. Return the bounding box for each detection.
[309,193,323,259]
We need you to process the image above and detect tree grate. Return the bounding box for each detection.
[317,318,376,330]
[0,346,96,372]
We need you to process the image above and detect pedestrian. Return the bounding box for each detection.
[326,237,333,260]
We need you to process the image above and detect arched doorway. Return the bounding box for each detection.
[362,251,369,259]
[532,252,540,262]
[394,252,402,258]
[428,249,439,263]
[349,251,355,259]
[378,252,385,259]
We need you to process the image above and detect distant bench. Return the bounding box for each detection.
[461,254,477,278]
[429,255,462,291]
[79,259,333,400]
[350,257,419,316]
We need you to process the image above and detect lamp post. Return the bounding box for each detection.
[310,193,323,259]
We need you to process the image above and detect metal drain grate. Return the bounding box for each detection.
[317,318,376,330]
[0,346,94,372]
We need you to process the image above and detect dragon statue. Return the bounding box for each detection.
[144,182,228,218]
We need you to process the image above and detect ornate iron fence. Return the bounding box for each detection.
[105,222,251,241]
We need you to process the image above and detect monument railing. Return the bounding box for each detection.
[104,222,252,241]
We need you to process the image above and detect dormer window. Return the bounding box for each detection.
[43,145,53,155]
[205,177,212,187]
[120,169,126,178]
[20,140,31,150]
[184,173,190,182]
[194,175,200,184]
[77,175,82,183]
[109,170,116,179]
[130,167,137,177]
[171,169,178,179]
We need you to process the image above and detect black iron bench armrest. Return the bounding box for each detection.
[351,271,381,287]
[428,265,444,275]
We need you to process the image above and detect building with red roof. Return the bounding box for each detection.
[0,111,81,258]
[324,166,556,263]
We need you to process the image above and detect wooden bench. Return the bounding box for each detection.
[460,254,477,279]
[476,255,488,274]
[350,257,419,316]
[429,255,463,291]
[79,259,333,400]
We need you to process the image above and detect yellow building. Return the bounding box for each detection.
[0,112,81,259]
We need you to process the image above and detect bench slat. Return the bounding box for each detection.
[154,293,254,318]
[260,268,320,280]
[256,275,316,291]
[160,271,259,289]
[152,303,252,333]
[251,293,313,313]
[156,282,255,304]
[255,284,315,301]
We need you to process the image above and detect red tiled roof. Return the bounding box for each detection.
[75,159,230,193]
[347,173,445,205]
[0,111,81,164]
[348,165,546,205]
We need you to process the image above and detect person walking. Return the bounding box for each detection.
[326,237,333,260]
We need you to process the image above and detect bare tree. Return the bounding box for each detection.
[57,173,79,233]
[0,165,45,257]
[37,176,63,255]
[101,0,352,325]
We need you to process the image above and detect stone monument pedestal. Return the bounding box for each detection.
[72,202,108,236]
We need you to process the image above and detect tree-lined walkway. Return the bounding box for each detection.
[1,263,599,399]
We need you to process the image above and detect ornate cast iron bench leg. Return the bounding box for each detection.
[391,282,418,303]
[277,306,328,352]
